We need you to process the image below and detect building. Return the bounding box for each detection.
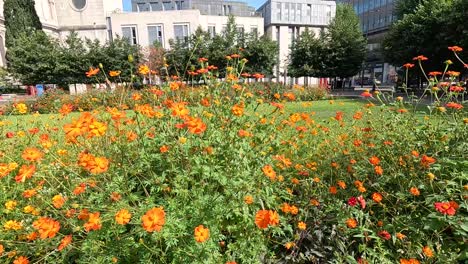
[109,9,263,48]
[336,0,398,86]
[0,0,123,67]
[257,0,336,85]
[131,0,258,17]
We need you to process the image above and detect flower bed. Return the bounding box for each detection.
[0,52,467,263]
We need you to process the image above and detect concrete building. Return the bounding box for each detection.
[0,0,123,67]
[131,0,258,17]
[257,0,336,85]
[109,9,263,48]
[336,0,398,86]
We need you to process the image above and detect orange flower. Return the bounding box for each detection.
[13,256,29,264]
[337,180,347,189]
[284,242,295,249]
[413,55,428,61]
[255,210,279,229]
[184,116,207,134]
[420,155,436,168]
[15,164,36,183]
[132,93,142,101]
[57,235,72,251]
[88,121,107,137]
[194,225,210,243]
[372,192,383,203]
[52,194,66,209]
[21,148,43,162]
[231,103,245,116]
[78,152,109,174]
[396,232,406,240]
[86,67,100,77]
[262,165,276,181]
[374,166,383,175]
[409,187,420,196]
[422,245,434,258]
[32,217,60,239]
[59,104,74,116]
[22,189,37,198]
[142,207,166,232]
[244,195,253,204]
[369,156,380,165]
[329,186,338,194]
[115,209,132,225]
[403,63,415,68]
[109,70,121,77]
[346,218,358,228]
[297,221,306,230]
[400,259,420,264]
[84,212,102,232]
[448,46,463,52]
[310,199,320,206]
[170,102,190,117]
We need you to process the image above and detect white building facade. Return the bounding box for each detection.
[109,10,263,48]
[257,0,336,85]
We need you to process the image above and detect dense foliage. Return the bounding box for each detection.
[289,4,366,81]
[3,0,42,50]
[383,0,468,72]
[165,16,278,79]
[6,32,141,86]
[0,50,466,263]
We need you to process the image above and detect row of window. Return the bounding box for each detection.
[121,24,258,46]
[275,2,333,23]
[351,0,395,15]
[360,13,397,32]
[136,0,185,12]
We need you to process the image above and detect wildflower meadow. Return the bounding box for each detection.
[0,47,467,264]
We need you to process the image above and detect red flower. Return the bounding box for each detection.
[403,63,415,68]
[378,230,391,240]
[412,55,428,61]
[6,132,14,138]
[428,71,442,76]
[434,201,458,216]
[361,91,372,98]
[448,46,463,52]
[357,195,366,209]
[420,155,436,168]
[348,197,357,207]
[446,102,463,110]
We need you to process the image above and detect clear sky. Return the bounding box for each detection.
[122,0,266,11]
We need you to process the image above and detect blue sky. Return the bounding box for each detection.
[122,0,265,11]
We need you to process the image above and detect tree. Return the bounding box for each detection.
[243,34,278,76]
[395,0,424,19]
[326,4,366,84]
[289,29,326,78]
[289,4,365,85]
[6,31,59,85]
[4,0,43,58]
[383,0,467,73]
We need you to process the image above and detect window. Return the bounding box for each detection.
[174,24,189,42]
[148,25,163,47]
[175,0,184,10]
[163,1,172,10]
[326,5,331,17]
[290,3,295,21]
[296,3,301,22]
[72,0,86,10]
[250,26,258,37]
[276,2,282,20]
[306,4,311,22]
[137,3,149,12]
[122,26,138,45]
[208,25,216,38]
[223,5,232,15]
[284,3,289,21]
[150,2,159,11]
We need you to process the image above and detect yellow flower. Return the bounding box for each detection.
[4,220,22,230]
[5,200,17,210]
[179,137,187,144]
[15,103,28,114]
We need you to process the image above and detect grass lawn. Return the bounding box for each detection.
[0,99,368,130]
